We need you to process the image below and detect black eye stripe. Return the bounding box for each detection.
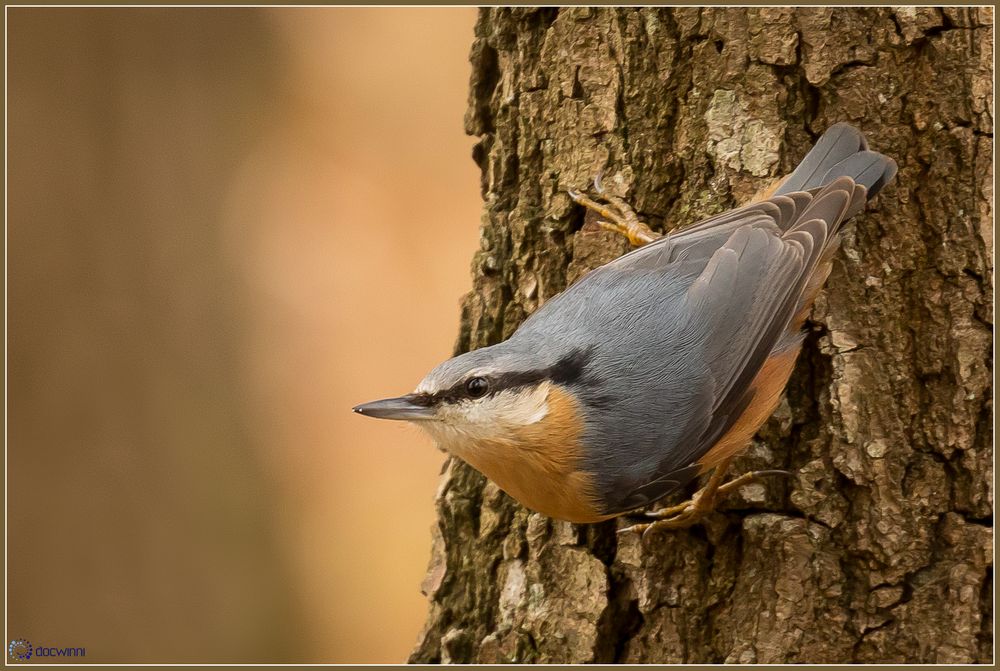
[419,348,593,406]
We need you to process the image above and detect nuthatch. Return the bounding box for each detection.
[355,123,897,535]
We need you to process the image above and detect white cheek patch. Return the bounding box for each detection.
[481,383,551,427]
[419,384,553,460]
[498,385,551,425]
[433,382,551,442]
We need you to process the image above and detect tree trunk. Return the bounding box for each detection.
[410,7,993,664]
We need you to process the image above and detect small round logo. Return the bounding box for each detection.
[8,639,32,661]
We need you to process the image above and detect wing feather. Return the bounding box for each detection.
[600,178,862,514]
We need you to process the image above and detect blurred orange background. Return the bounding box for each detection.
[7,7,480,663]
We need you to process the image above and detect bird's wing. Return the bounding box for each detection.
[601,178,864,514]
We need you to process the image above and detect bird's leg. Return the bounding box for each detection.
[617,459,790,538]
[616,458,733,535]
[567,178,661,247]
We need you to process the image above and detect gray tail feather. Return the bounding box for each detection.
[775,122,898,199]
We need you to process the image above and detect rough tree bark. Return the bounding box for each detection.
[411,7,993,664]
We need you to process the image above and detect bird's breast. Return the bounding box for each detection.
[444,384,610,524]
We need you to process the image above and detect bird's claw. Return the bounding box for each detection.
[597,220,654,247]
[566,182,660,247]
[592,169,605,195]
[616,505,706,539]
[617,467,793,540]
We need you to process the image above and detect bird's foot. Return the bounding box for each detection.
[567,177,660,247]
[617,468,791,539]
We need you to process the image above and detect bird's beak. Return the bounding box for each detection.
[352,394,436,421]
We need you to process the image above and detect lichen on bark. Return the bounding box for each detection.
[411,7,993,663]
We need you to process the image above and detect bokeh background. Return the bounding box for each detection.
[8,7,481,663]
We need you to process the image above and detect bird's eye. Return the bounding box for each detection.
[465,376,489,398]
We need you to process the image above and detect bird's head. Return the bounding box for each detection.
[354,343,607,522]
[353,343,566,447]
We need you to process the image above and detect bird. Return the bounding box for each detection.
[354,123,897,536]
